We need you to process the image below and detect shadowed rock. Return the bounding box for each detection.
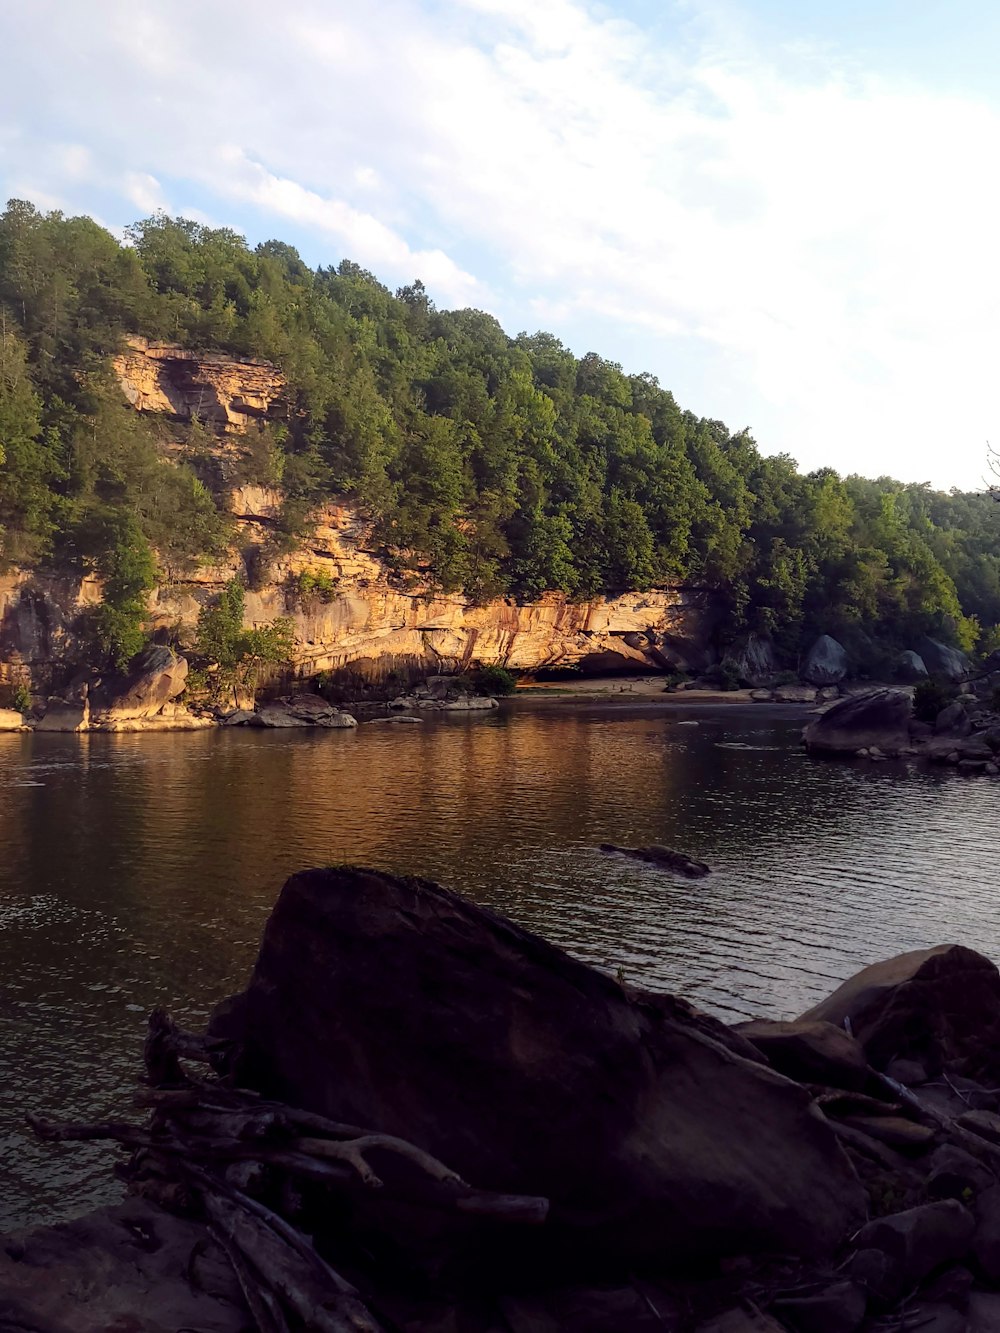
[209,865,864,1269]
[802,635,849,686]
[802,688,912,756]
[800,944,1000,1080]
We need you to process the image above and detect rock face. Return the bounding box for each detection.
[113,336,286,430]
[802,688,913,756]
[800,944,1000,1080]
[802,635,849,686]
[210,866,864,1267]
[0,343,725,692]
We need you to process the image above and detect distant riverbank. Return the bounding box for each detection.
[510,675,763,705]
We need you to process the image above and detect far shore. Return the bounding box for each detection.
[508,676,768,706]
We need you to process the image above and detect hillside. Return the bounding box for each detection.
[0,198,997,697]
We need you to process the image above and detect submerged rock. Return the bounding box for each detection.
[599,843,711,877]
[209,865,864,1268]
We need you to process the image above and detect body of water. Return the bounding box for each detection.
[1,700,997,1229]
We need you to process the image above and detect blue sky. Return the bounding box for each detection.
[2,0,999,490]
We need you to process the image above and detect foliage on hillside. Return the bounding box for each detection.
[0,197,997,666]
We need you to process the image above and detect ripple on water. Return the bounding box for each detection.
[0,708,997,1227]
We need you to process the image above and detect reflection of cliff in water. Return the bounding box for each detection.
[0,705,998,1230]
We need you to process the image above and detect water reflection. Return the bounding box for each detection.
[0,703,997,1228]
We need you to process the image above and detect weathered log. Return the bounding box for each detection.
[204,1195,383,1333]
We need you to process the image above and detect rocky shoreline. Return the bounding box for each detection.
[10,866,1000,1330]
[804,686,1000,775]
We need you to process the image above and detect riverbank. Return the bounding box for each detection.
[511,674,758,704]
[11,864,1000,1332]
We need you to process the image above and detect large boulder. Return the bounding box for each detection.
[734,1018,872,1091]
[895,651,929,683]
[210,867,864,1268]
[918,638,971,681]
[0,707,25,730]
[724,633,777,686]
[803,635,849,687]
[800,944,1000,1080]
[802,688,912,756]
[88,646,188,730]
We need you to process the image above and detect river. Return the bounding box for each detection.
[1,699,997,1230]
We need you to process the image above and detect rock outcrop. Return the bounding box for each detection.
[0,1198,248,1332]
[112,336,286,430]
[210,866,864,1267]
[35,647,210,732]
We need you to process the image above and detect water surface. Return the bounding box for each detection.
[1,701,997,1229]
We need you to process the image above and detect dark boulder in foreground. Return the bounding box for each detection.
[210,866,863,1266]
[599,842,711,877]
[802,688,913,756]
[801,943,1000,1081]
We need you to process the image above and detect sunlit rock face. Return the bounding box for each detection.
[112,336,286,430]
[1,342,718,692]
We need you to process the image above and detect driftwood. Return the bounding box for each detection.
[28,1009,551,1333]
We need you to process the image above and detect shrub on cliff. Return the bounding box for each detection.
[195,577,295,698]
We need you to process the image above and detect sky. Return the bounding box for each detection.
[2,0,999,491]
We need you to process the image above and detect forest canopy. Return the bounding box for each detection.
[0,198,997,666]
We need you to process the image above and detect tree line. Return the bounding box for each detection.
[0,198,997,672]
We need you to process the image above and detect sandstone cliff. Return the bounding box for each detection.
[0,341,719,694]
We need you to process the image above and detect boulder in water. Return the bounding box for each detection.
[83,646,189,731]
[209,866,865,1268]
[802,635,849,687]
[802,688,912,756]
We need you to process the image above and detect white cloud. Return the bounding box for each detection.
[1,0,998,487]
